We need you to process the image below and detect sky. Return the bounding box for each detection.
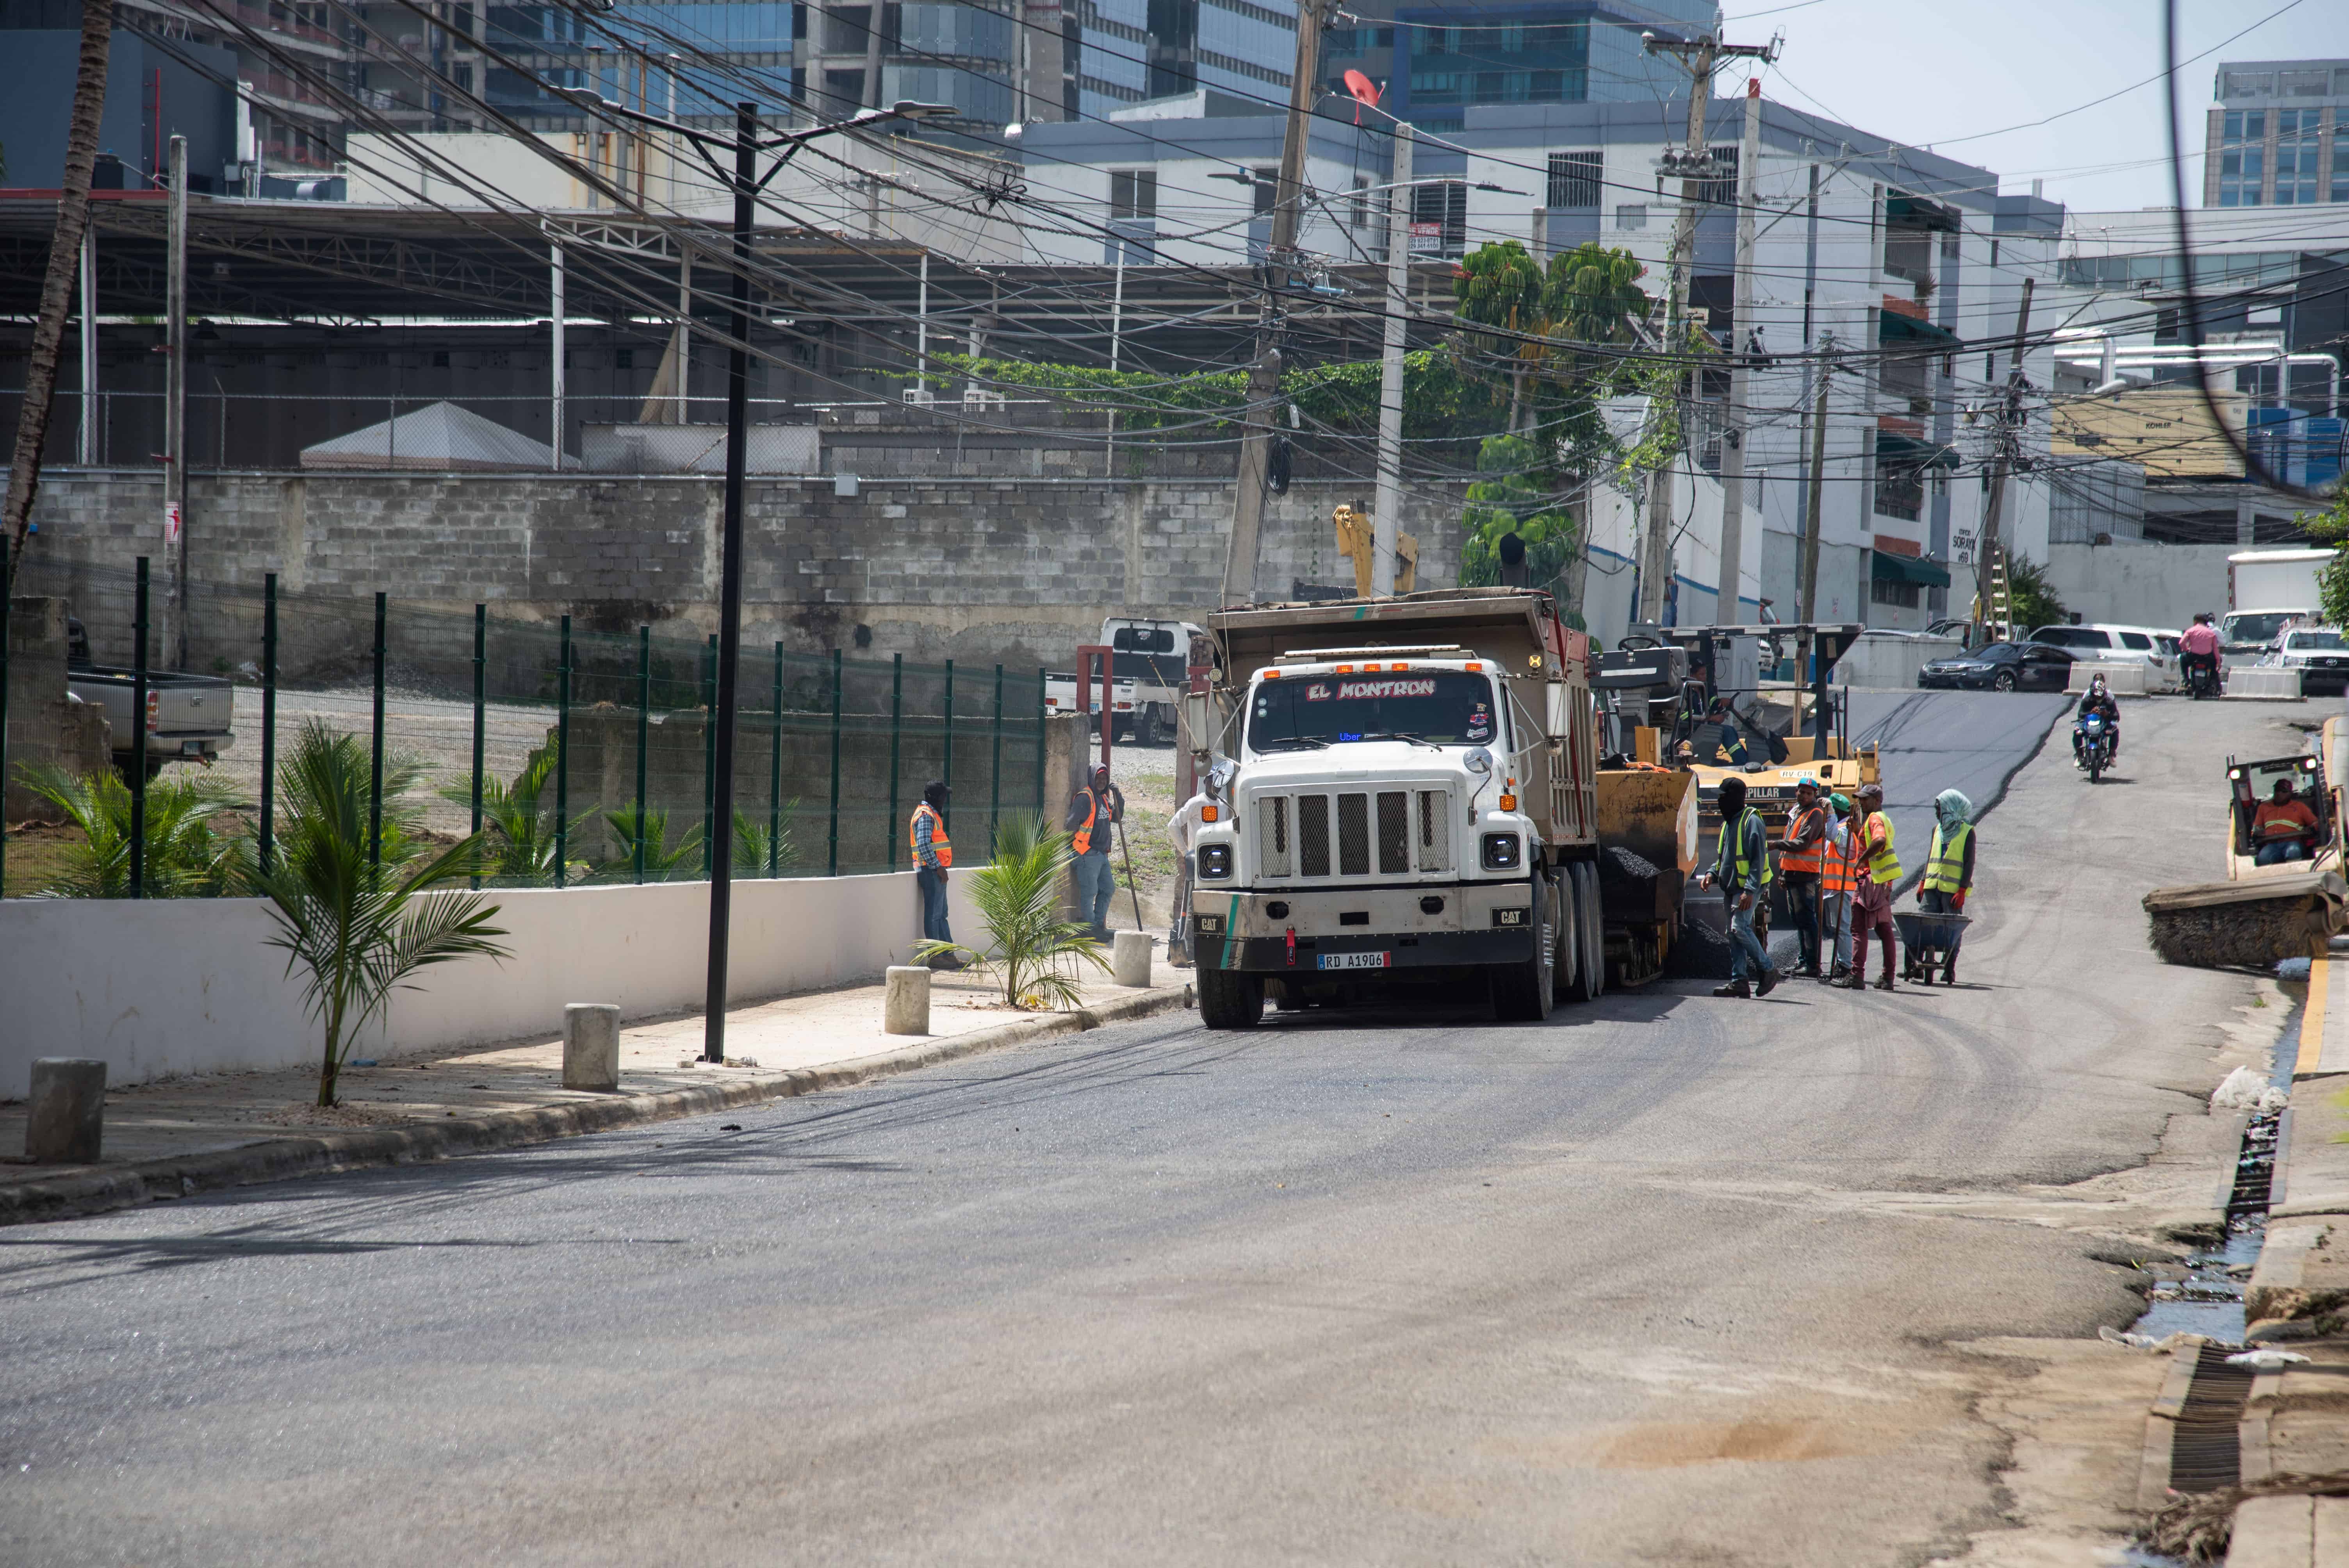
[1727,0,2349,214]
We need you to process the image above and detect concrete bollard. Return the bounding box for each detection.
[884,966,931,1035]
[1112,929,1153,988]
[27,1058,107,1164]
[562,1003,621,1092]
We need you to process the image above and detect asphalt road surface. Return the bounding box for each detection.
[0,694,2314,1566]
[1848,688,2077,875]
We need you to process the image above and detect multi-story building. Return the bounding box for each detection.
[2204,59,2349,208]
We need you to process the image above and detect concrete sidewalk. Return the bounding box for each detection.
[0,955,1193,1225]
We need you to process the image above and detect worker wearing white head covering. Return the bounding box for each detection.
[1915,788,1976,985]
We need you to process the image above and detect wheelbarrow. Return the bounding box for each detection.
[1895,909,1972,985]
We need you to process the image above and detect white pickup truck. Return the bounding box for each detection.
[66,616,237,779]
[1043,670,1139,732]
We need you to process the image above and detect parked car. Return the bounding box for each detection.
[1918,640,2077,692]
[2026,623,2178,690]
[2272,626,2349,696]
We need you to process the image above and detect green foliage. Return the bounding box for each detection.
[1458,435,1578,593]
[243,722,509,1107]
[439,742,588,884]
[16,765,248,897]
[2297,495,2349,629]
[599,804,701,881]
[914,812,1107,1010]
[2003,552,2069,634]
[729,804,800,876]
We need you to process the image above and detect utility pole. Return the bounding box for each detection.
[1713,78,1761,625]
[1637,27,1777,625]
[1798,333,1831,623]
[1370,121,1412,596]
[1972,275,2034,643]
[1221,0,1331,607]
[165,134,188,670]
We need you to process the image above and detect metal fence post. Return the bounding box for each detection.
[0,539,10,896]
[990,662,1003,855]
[827,647,842,877]
[555,613,571,888]
[369,590,386,869]
[259,572,278,875]
[1034,664,1046,816]
[701,633,716,877]
[886,652,902,871]
[131,558,150,898]
[635,624,650,884]
[942,657,955,813]
[768,642,782,877]
[470,604,485,888]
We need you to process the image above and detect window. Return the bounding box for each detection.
[2119,632,2153,650]
[1874,456,1924,521]
[2274,109,2318,204]
[2220,109,2266,206]
[1109,169,1156,220]
[1699,144,1738,204]
[1414,179,1467,255]
[1616,203,1647,231]
[1546,150,1600,209]
[1350,175,1371,229]
[1871,577,1921,609]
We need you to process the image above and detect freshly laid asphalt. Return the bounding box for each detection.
[0,691,2315,1566]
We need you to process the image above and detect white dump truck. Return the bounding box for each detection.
[1186,589,1676,1029]
[2224,547,2335,657]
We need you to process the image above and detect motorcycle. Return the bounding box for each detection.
[2076,709,2114,783]
[2184,655,2222,700]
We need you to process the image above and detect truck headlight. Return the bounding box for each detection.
[1199,844,1233,879]
[1480,832,1520,871]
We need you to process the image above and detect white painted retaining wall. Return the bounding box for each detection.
[1825,633,1964,691]
[0,871,985,1100]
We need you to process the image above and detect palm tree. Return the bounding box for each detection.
[914,813,1106,1010]
[17,764,248,897]
[439,743,586,883]
[4,0,114,579]
[245,722,509,1107]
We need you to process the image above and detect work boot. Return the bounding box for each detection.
[1795,963,1823,978]
[1941,958,1957,985]
[1712,979,1752,999]
[1823,963,1851,984]
[1872,973,1896,991]
[1755,968,1782,998]
[1834,974,1868,990]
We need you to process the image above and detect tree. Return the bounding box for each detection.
[246,722,509,1107]
[4,0,113,582]
[1458,435,1577,594]
[2003,552,2068,635]
[913,813,1106,1010]
[439,743,587,884]
[1453,241,1547,431]
[2296,494,2349,629]
[18,766,248,897]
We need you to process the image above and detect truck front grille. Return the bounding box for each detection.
[1417,789,1448,871]
[1377,791,1410,874]
[1259,795,1290,876]
[1337,794,1371,876]
[1297,794,1331,876]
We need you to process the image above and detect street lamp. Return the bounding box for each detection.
[559,91,950,1062]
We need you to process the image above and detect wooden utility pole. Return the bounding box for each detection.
[1798,333,1831,623]
[1972,275,2034,642]
[1636,27,1777,625]
[1370,121,1412,595]
[1221,0,1331,607]
[1713,77,1762,625]
[4,0,113,582]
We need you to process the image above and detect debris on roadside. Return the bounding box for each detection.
[2226,1348,2312,1369]
[2099,1325,2208,1354]
[2211,1066,2290,1113]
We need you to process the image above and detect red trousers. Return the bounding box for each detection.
[1851,883,1897,978]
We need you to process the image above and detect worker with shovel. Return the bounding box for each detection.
[1066,763,1127,943]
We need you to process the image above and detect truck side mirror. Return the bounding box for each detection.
[1182,690,1215,754]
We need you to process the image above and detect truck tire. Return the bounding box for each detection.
[1551,863,1582,1003]
[1135,709,1160,747]
[1579,862,1607,999]
[1198,967,1264,1030]
[1492,873,1557,1022]
[1559,862,1599,1002]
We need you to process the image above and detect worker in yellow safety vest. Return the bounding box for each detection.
[1837,782,1902,992]
[1695,774,1782,999]
[1915,787,1975,985]
[910,780,961,966]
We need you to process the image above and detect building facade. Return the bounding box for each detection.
[2204,58,2349,208]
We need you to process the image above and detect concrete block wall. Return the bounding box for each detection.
[5,596,114,825]
[12,469,1469,677]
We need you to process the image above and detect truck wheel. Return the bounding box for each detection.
[1559,864,1597,1003]
[1198,968,1264,1030]
[1578,862,1607,998]
[1134,709,1160,747]
[1551,864,1582,1002]
[1493,874,1557,1022]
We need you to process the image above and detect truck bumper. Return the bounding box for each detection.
[1191,882,1538,973]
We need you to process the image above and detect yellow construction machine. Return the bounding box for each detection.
[2143,716,2349,966]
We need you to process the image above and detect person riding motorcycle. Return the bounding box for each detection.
[2074,674,2120,768]
[2179,613,2222,694]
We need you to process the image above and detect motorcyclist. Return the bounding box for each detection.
[2179,613,2222,693]
[2074,674,2120,768]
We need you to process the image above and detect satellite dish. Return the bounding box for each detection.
[1344,69,1380,107]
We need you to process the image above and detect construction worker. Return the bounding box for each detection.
[1819,792,1859,981]
[1916,787,1975,984]
[1777,776,1831,977]
[2253,776,2321,865]
[1065,763,1126,942]
[1839,782,1901,991]
[909,780,961,968]
[1167,783,1213,967]
[1695,774,1781,998]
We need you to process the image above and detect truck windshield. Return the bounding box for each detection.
[1248,671,1500,752]
[2226,612,2304,645]
[2289,631,2347,651]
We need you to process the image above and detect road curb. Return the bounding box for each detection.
[0,983,1196,1228]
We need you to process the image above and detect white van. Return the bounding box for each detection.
[2026,624,2181,690]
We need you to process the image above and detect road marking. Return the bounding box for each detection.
[2298,955,2334,1078]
